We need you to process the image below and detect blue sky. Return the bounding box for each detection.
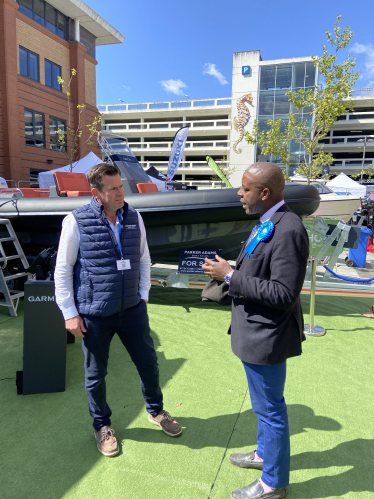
[88,0,374,105]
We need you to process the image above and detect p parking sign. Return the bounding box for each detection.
[242,66,250,75]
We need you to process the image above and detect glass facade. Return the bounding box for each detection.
[49,117,66,151]
[257,61,317,167]
[24,109,44,148]
[45,60,61,91]
[19,47,39,82]
[17,0,68,40]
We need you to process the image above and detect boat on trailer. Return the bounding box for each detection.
[0,135,320,263]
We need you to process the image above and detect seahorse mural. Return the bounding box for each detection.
[233,93,254,154]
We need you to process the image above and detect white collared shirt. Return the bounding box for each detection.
[55,211,151,320]
[259,200,285,224]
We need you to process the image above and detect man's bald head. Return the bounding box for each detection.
[238,162,285,216]
[245,162,285,201]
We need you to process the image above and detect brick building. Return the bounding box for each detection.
[0,0,123,185]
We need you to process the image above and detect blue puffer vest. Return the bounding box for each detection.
[72,197,141,317]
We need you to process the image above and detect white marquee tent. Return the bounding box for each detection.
[326,172,367,197]
[38,152,103,188]
[38,152,166,191]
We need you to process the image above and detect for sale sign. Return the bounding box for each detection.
[178,249,222,274]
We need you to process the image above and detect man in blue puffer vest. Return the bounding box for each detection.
[55,163,182,457]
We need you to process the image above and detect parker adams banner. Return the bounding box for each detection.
[166,126,189,184]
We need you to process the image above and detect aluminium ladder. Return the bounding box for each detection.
[0,219,30,316]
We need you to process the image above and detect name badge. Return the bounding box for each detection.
[117,259,131,271]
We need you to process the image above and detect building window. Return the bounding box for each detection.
[19,47,39,82]
[49,117,66,151]
[24,109,44,148]
[17,0,68,40]
[45,60,61,90]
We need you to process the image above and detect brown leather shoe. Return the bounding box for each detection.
[94,425,119,457]
[148,410,183,437]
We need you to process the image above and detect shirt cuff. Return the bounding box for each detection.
[139,289,149,301]
[62,305,79,321]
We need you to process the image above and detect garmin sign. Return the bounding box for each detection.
[28,296,55,302]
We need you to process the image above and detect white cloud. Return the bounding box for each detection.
[203,63,228,85]
[352,43,374,85]
[160,79,187,95]
[122,85,131,91]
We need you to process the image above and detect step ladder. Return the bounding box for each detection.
[0,219,30,317]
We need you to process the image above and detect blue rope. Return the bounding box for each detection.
[323,265,374,283]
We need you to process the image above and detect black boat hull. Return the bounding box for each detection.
[0,184,319,262]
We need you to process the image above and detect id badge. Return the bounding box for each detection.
[117,259,131,271]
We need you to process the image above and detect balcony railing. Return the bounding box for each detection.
[319,134,374,145]
[101,119,231,133]
[329,159,373,170]
[336,111,374,122]
[139,161,228,170]
[98,97,232,114]
[129,140,229,150]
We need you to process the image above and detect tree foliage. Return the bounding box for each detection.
[56,69,101,171]
[245,16,360,183]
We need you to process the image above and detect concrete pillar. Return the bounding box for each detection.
[74,18,80,42]
[0,0,21,180]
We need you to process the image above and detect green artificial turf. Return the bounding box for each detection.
[0,290,373,499]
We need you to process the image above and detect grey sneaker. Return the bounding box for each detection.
[94,425,119,457]
[148,410,183,437]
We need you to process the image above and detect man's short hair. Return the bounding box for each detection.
[87,163,120,191]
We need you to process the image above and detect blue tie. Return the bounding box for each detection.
[245,222,261,248]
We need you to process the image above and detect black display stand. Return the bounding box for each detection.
[22,280,70,394]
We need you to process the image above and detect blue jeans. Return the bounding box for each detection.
[242,360,290,489]
[81,300,163,431]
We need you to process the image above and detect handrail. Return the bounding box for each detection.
[4,179,16,187]
[128,140,229,150]
[0,241,7,270]
[101,119,231,131]
[17,180,32,187]
[98,98,232,113]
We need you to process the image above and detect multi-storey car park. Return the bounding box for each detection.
[100,51,374,189]
[98,98,232,190]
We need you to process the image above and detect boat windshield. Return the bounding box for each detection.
[106,138,135,157]
[310,182,334,194]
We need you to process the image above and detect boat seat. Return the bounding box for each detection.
[18,188,50,198]
[136,183,159,193]
[53,172,92,197]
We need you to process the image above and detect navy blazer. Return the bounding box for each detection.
[229,204,309,365]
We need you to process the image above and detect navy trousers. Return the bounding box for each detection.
[242,360,290,489]
[81,300,163,431]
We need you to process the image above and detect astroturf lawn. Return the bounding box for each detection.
[0,289,373,499]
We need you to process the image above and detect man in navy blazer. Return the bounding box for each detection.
[202,162,309,499]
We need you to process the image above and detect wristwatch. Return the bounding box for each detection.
[224,270,234,285]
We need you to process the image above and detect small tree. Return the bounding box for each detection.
[245,16,360,183]
[56,69,101,171]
